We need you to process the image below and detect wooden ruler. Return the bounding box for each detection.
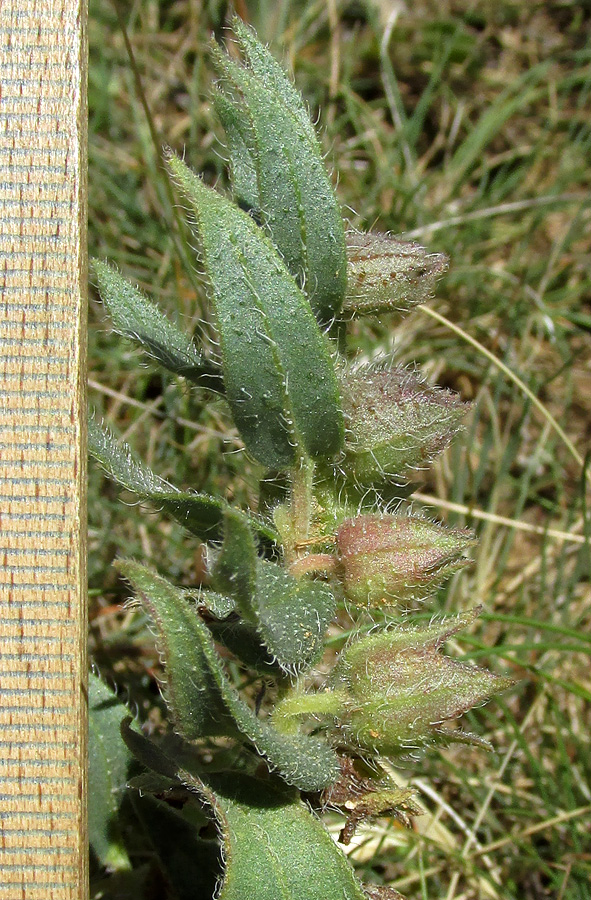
[0,1,88,898]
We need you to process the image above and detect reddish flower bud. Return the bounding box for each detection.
[336,514,476,607]
[344,231,448,317]
[338,363,467,483]
[331,611,513,755]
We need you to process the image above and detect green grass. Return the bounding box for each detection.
[88,2,591,897]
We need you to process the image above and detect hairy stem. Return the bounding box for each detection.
[286,456,315,563]
[273,689,349,735]
[288,553,339,579]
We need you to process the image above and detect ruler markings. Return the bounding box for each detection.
[0,500,73,509]
[0,472,71,478]
[0,601,76,609]
[0,375,74,383]
[1,812,77,820]
[2,797,76,803]
[2,688,76,697]
[2,62,76,69]
[0,865,78,873]
[0,460,74,469]
[0,296,76,306]
[1,273,72,281]
[0,25,68,33]
[0,536,73,540]
[0,393,73,405]
[0,678,76,687]
[1,649,75,658]
[0,424,76,432]
[0,754,75,764]
[0,829,75,844]
[1,826,76,833]
[1,609,73,617]
[0,325,75,333]
[1,620,77,629]
[1,573,72,581]
[0,284,72,294]
[1,674,76,683]
[1,776,77,785]
[0,135,68,144]
[0,738,77,747]
[0,722,77,732]
[0,886,78,894]
[0,0,87,894]
[0,480,73,487]
[1,78,74,85]
[3,214,69,223]
[0,165,69,175]
[0,190,74,200]
[0,716,80,733]
[1,669,75,679]
[0,628,77,638]
[0,444,72,453]
[0,478,76,488]
[1,595,76,602]
[0,367,75,377]
[0,251,77,260]
[0,703,78,712]
[0,736,76,744]
[0,182,70,192]
[0,788,77,796]
[0,145,69,152]
[0,500,71,506]
[0,455,73,463]
[0,475,71,486]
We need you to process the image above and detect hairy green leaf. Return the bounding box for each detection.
[213,20,347,324]
[166,154,344,470]
[92,259,221,389]
[88,673,132,872]
[209,510,335,672]
[118,562,339,791]
[88,415,277,546]
[213,89,260,213]
[254,562,336,673]
[117,560,235,740]
[209,774,366,900]
[119,727,363,900]
[211,508,258,620]
[230,18,318,144]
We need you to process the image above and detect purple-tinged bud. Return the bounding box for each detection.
[331,611,513,755]
[339,363,467,483]
[336,514,476,607]
[344,231,448,318]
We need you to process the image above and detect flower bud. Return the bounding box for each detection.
[339,363,467,483]
[336,514,476,607]
[331,612,512,755]
[344,231,448,317]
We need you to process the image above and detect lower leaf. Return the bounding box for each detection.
[121,724,364,900]
[119,561,339,791]
[209,774,366,900]
[88,673,133,872]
